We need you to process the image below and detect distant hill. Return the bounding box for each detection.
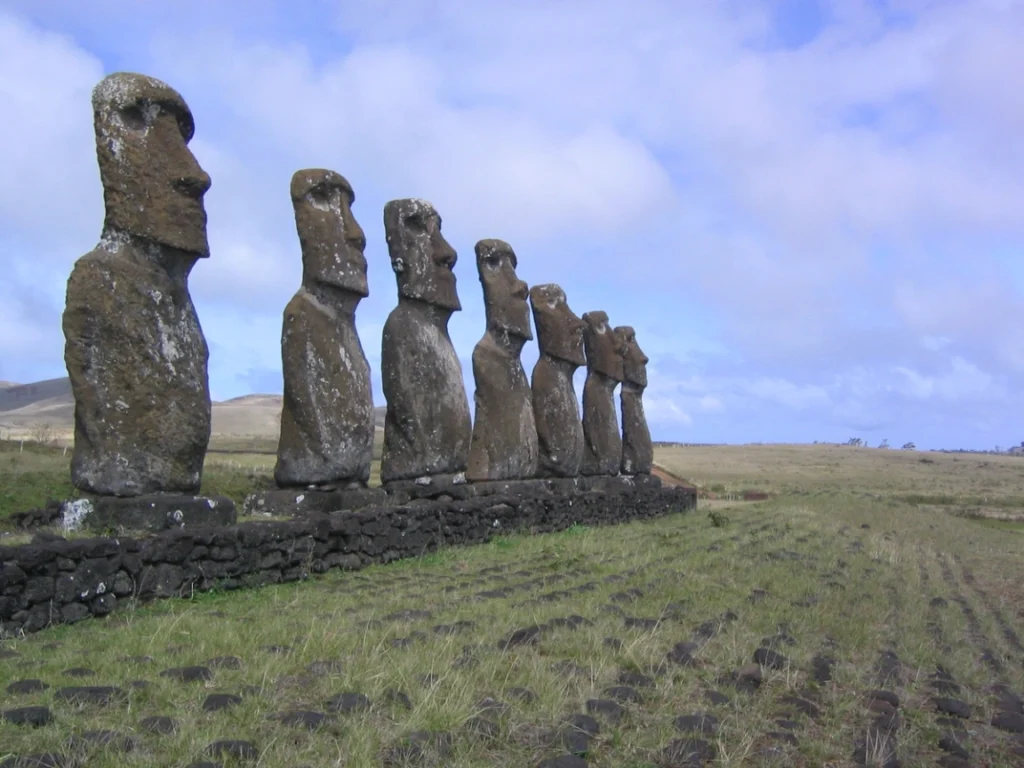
[0,377,386,436]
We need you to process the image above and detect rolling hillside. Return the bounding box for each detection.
[0,377,386,437]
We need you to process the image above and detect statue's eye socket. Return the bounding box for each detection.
[119,104,148,130]
[405,214,427,232]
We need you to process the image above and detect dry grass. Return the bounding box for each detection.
[1,444,1023,766]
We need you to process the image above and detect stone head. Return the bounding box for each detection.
[614,326,648,389]
[92,72,211,256]
[383,198,460,311]
[475,239,532,341]
[582,311,625,381]
[529,284,585,366]
[291,169,368,297]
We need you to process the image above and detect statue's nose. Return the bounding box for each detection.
[175,170,211,199]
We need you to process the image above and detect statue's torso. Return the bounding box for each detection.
[580,372,621,476]
[531,356,583,477]
[380,303,471,482]
[467,340,538,481]
[275,289,374,486]
[63,246,211,495]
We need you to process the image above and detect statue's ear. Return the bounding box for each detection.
[392,257,405,275]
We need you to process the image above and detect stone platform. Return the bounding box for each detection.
[61,494,237,534]
[242,473,663,518]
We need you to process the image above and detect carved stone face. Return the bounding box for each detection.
[291,169,368,297]
[583,311,625,381]
[475,239,532,340]
[93,72,211,256]
[383,198,460,311]
[530,284,585,366]
[614,326,648,388]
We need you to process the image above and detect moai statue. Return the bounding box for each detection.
[579,311,625,476]
[529,284,586,478]
[615,326,653,475]
[274,170,374,489]
[379,199,472,485]
[62,73,230,525]
[466,240,538,481]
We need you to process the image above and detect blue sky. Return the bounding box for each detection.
[1,0,1022,450]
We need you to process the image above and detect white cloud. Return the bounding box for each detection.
[1,0,1023,449]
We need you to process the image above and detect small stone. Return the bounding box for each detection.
[934,698,971,719]
[6,680,49,695]
[499,625,543,649]
[992,711,1024,733]
[603,636,623,651]
[937,736,970,759]
[674,713,719,734]
[140,715,177,735]
[661,737,715,767]
[384,689,413,710]
[160,666,212,683]
[203,694,243,712]
[603,685,642,703]
[704,690,730,706]
[753,647,788,670]
[1,706,53,727]
[865,690,900,709]
[586,698,624,723]
[325,692,371,714]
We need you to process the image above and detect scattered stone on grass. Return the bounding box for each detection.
[586,698,624,723]
[160,666,212,683]
[325,691,371,714]
[1,706,53,727]
[603,685,642,703]
[206,740,259,762]
[202,693,243,712]
[6,680,49,695]
[674,713,719,734]
[140,715,178,735]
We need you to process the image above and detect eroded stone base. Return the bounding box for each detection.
[62,494,237,533]
[242,488,388,518]
[243,473,665,518]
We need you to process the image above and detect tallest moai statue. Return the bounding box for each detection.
[62,73,227,521]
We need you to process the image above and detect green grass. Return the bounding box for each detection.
[2,443,1024,765]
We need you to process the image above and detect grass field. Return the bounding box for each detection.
[2,443,1024,766]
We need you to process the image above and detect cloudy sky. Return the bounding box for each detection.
[1,0,1021,450]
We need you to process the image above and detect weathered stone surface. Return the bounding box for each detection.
[380,199,471,483]
[530,284,586,478]
[467,240,538,481]
[66,494,235,533]
[63,72,213,497]
[275,169,374,488]
[243,488,386,518]
[580,311,625,475]
[615,326,653,475]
